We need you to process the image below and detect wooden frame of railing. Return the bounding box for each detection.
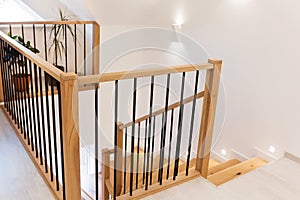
[0,24,81,200]
[78,59,222,200]
[0,19,222,200]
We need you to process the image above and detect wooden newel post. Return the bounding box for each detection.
[116,122,124,196]
[60,73,81,200]
[196,59,222,178]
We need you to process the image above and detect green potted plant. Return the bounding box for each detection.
[5,33,40,92]
[46,8,76,86]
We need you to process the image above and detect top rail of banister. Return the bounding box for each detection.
[0,20,97,25]
[78,63,214,85]
[0,30,63,81]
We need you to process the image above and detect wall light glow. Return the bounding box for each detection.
[174,11,184,25]
[221,149,227,156]
[229,0,251,6]
[269,146,276,153]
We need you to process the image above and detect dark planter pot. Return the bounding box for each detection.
[45,65,64,87]
[12,74,31,92]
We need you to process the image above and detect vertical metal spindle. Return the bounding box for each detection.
[83,24,87,76]
[142,119,148,185]
[136,122,141,189]
[57,83,66,200]
[158,74,171,184]
[166,109,174,180]
[54,25,58,67]
[43,24,48,61]
[5,42,14,119]
[95,84,99,200]
[173,72,186,180]
[24,57,32,146]
[45,72,54,181]
[149,116,156,185]
[74,24,77,73]
[29,61,37,154]
[186,71,200,175]
[123,127,128,194]
[11,46,22,130]
[39,68,48,172]
[50,77,60,191]
[145,76,155,190]
[0,40,8,109]
[64,25,68,72]
[114,80,118,200]
[7,43,17,122]
[34,64,43,165]
[20,57,27,140]
[130,78,137,195]
[158,113,164,182]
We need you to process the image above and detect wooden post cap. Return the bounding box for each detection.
[208,59,223,65]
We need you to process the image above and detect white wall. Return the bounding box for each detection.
[22,0,300,158]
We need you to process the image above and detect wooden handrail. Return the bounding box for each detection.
[0,21,96,25]
[0,31,63,81]
[120,91,205,129]
[78,64,213,85]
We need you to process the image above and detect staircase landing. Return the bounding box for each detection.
[143,157,300,200]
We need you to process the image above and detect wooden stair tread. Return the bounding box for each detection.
[208,159,241,176]
[208,157,267,186]
[209,158,221,168]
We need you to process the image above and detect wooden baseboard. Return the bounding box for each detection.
[1,105,63,200]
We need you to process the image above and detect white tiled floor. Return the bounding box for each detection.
[143,157,300,200]
[0,109,53,200]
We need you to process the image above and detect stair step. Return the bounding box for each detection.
[209,158,221,168]
[207,157,267,186]
[208,159,241,176]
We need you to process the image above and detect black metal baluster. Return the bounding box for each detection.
[149,116,156,185]
[45,72,54,181]
[95,84,99,200]
[20,57,27,140]
[114,80,118,200]
[5,42,15,119]
[54,25,58,67]
[39,68,48,172]
[158,74,171,184]
[158,113,165,182]
[57,83,66,200]
[142,119,148,185]
[173,72,186,180]
[34,63,43,165]
[24,57,32,146]
[43,24,48,61]
[186,71,200,175]
[130,78,137,195]
[0,40,7,107]
[83,24,87,76]
[136,122,141,189]
[21,25,29,141]
[50,77,60,191]
[74,24,77,74]
[145,76,155,190]
[123,127,128,194]
[11,47,21,130]
[0,40,7,109]
[29,61,37,154]
[166,109,174,180]
[7,44,17,123]
[64,25,68,72]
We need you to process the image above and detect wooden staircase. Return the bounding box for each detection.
[207,157,268,186]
